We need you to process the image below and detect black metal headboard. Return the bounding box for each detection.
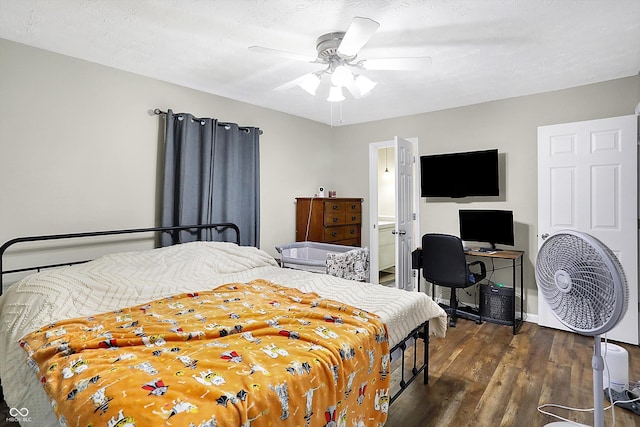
[0,223,240,295]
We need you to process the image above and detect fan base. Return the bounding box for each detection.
[545,422,589,427]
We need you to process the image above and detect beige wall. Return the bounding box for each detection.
[331,75,640,317]
[0,39,332,272]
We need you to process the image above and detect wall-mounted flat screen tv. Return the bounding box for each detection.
[420,149,499,198]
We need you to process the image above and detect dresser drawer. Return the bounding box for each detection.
[338,238,360,246]
[345,212,361,225]
[324,212,346,226]
[344,225,361,239]
[323,225,361,242]
[323,227,345,242]
[324,201,345,213]
[346,201,361,213]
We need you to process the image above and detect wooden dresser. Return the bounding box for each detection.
[295,197,363,246]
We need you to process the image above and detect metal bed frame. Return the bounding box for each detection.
[0,223,239,294]
[389,320,430,404]
[0,222,430,407]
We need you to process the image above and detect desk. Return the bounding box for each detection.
[464,249,524,334]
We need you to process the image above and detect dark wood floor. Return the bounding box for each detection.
[0,391,14,427]
[2,320,639,426]
[388,319,640,427]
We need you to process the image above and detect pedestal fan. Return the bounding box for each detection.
[536,230,629,427]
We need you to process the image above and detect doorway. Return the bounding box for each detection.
[368,137,420,289]
[377,146,396,286]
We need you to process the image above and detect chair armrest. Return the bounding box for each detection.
[467,260,486,281]
[411,248,422,270]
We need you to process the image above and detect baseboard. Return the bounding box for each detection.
[526,313,539,324]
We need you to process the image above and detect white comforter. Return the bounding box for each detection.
[0,241,447,426]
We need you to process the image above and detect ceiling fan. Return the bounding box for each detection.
[249,17,432,102]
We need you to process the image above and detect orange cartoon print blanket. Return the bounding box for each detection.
[20,279,391,426]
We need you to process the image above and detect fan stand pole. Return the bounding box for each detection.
[593,335,605,427]
[545,335,605,427]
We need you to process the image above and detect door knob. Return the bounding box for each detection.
[392,230,406,235]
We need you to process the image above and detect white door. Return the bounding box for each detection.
[537,115,638,344]
[368,137,419,288]
[394,136,415,290]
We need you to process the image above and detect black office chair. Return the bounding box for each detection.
[420,233,486,327]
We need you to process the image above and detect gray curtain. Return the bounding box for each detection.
[161,109,260,247]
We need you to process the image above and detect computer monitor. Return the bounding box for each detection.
[459,209,514,250]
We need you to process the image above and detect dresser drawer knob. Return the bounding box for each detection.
[332,231,338,237]
[333,217,339,223]
[351,216,357,221]
[332,205,339,210]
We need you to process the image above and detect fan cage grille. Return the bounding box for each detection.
[536,232,628,335]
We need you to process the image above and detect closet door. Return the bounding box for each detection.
[537,115,638,344]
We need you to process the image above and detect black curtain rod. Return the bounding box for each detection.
[152,108,262,134]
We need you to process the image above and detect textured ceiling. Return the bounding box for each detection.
[1,0,639,125]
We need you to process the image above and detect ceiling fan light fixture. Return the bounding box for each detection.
[327,86,345,102]
[354,75,377,96]
[298,73,321,95]
[251,16,433,105]
[330,65,354,87]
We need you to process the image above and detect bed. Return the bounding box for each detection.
[0,224,447,427]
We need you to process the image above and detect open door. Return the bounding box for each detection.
[394,136,415,290]
[537,115,638,344]
[368,137,419,289]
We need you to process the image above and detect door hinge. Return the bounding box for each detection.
[412,213,417,220]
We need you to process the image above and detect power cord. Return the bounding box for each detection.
[487,258,496,284]
[537,403,602,425]
[537,337,639,426]
[304,195,315,241]
[537,394,640,426]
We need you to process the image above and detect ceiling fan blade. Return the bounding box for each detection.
[359,56,432,71]
[274,74,308,91]
[248,46,317,63]
[273,72,323,94]
[345,80,363,99]
[337,17,380,57]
